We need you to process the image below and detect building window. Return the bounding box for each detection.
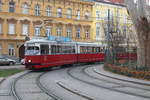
[134,0,137,3]
[123,14,127,23]
[0,2,2,11]
[85,29,90,39]
[148,0,150,5]
[0,45,2,55]
[57,8,62,17]
[22,3,29,14]
[76,10,80,20]
[85,11,89,20]
[76,27,80,39]
[46,26,51,36]
[46,6,52,16]
[106,9,109,18]
[22,24,28,35]
[96,11,100,20]
[67,8,72,19]
[8,44,15,56]
[56,27,62,36]
[0,24,2,34]
[96,23,100,39]
[9,24,15,34]
[35,4,40,16]
[105,9,113,20]
[67,27,72,38]
[110,11,113,20]
[9,1,15,13]
[35,27,40,36]
[104,24,108,33]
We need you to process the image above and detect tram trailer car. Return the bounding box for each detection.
[24,38,105,70]
[117,53,137,60]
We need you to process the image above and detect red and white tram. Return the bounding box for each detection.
[24,37,105,70]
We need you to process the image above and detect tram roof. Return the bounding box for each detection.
[76,42,105,47]
[25,38,75,45]
[25,37,105,46]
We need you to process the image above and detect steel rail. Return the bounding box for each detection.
[36,72,62,100]
[67,65,150,99]
[11,71,30,100]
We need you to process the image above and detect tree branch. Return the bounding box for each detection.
[124,0,139,26]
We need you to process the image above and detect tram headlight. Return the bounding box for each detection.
[28,60,32,63]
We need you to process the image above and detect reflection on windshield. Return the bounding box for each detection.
[25,46,40,55]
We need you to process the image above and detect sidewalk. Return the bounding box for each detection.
[94,65,150,86]
[0,64,25,69]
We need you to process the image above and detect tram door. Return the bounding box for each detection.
[19,44,25,60]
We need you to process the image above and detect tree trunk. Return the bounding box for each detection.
[136,18,150,69]
[124,0,150,69]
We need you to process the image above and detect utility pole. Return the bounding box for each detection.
[105,9,112,64]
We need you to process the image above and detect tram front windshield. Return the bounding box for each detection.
[25,46,40,55]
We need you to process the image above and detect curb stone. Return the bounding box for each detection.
[94,65,150,86]
[0,78,5,84]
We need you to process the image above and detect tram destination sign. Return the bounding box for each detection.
[47,36,72,42]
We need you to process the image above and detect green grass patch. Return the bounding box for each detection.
[0,69,24,77]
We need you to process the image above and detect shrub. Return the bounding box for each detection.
[104,64,150,81]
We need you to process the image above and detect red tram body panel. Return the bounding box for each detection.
[77,53,104,63]
[25,54,77,69]
[25,53,104,69]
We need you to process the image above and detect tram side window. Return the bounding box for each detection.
[51,45,75,54]
[62,46,75,54]
[88,47,93,53]
[51,45,56,54]
[26,46,39,55]
[58,46,62,54]
[80,46,84,53]
[63,46,68,53]
[92,47,95,53]
[101,48,104,53]
[72,46,75,53]
[40,45,49,55]
[69,46,75,54]
[96,47,100,53]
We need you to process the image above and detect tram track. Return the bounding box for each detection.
[11,70,62,100]
[83,65,150,91]
[11,71,30,100]
[38,67,94,100]
[0,78,5,85]
[2,63,150,100]
[36,72,62,100]
[67,65,150,99]
[56,81,95,100]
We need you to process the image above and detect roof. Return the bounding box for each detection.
[94,0,125,7]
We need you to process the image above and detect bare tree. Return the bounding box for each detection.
[125,0,150,69]
[102,9,127,64]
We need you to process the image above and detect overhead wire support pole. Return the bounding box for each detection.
[105,9,111,64]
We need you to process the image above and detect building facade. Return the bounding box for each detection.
[0,0,137,59]
[0,0,93,59]
[92,1,137,45]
